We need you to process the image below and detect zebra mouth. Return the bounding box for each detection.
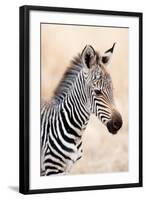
[108,128,118,134]
[107,125,118,134]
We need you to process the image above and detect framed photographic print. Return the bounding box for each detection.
[19,5,143,194]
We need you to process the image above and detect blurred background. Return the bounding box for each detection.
[41,24,128,174]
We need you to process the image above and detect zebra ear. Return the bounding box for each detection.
[81,45,96,69]
[102,43,116,65]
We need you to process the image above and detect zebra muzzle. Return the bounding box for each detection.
[106,112,123,134]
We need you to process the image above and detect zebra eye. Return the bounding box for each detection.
[95,89,102,95]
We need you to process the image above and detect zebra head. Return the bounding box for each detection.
[81,44,123,134]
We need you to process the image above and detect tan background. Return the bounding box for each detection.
[41,24,128,174]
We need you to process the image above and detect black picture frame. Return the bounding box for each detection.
[19,5,143,194]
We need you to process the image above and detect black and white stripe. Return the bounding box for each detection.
[41,44,122,175]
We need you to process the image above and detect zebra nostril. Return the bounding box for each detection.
[113,117,123,130]
[107,120,117,134]
[113,121,120,129]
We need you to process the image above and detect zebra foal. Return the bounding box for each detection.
[41,44,123,176]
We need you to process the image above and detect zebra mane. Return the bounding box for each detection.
[52,54,83,103]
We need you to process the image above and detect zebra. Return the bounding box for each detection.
[41,43,123,176]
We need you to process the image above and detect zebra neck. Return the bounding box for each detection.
[60,73,90,133]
